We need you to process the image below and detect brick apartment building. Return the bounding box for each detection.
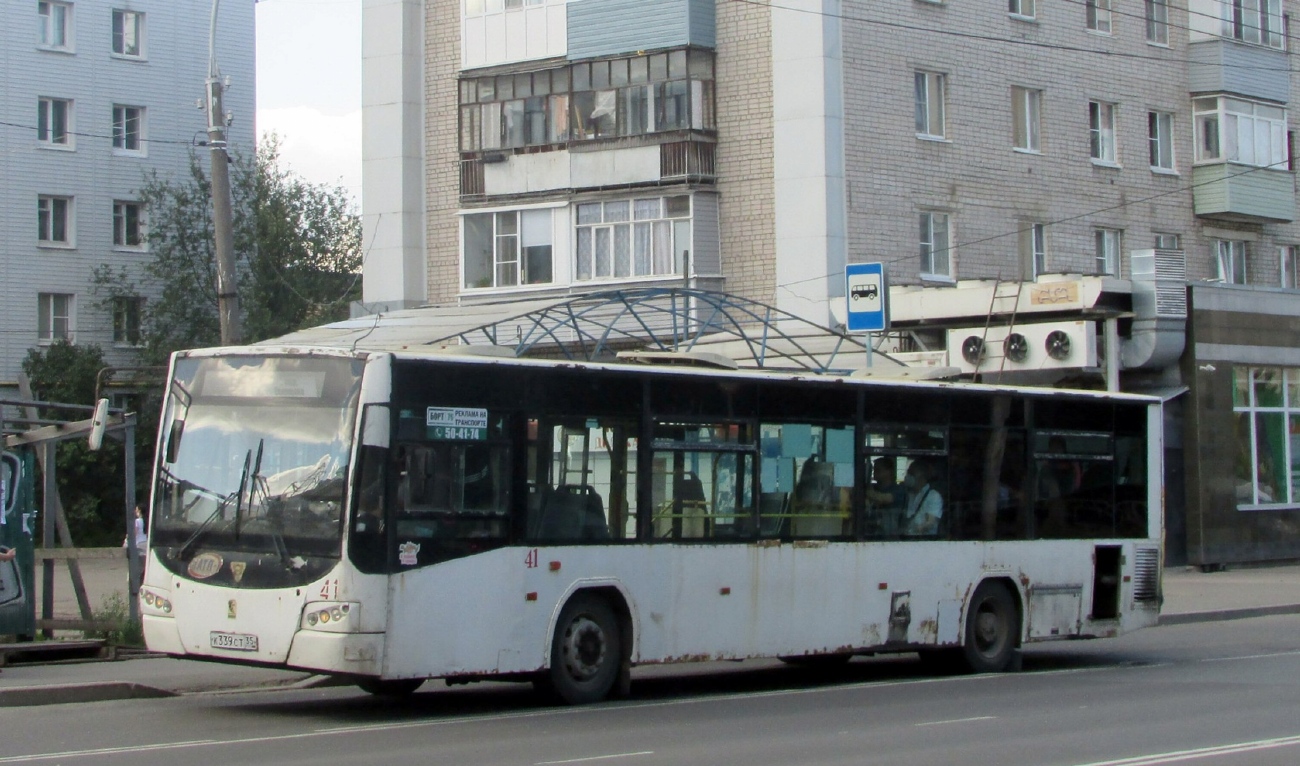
[359,0,1300,567]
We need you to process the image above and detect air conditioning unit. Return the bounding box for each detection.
[946,321,1097,375]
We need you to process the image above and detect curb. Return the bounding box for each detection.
[0,681,175,708]
[1159,603,1300,626]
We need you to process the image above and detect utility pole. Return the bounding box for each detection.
[206,0,241,345]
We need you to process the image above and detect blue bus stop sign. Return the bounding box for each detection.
[845,262,889,332]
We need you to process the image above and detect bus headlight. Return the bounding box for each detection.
[141,588,173,616]
[301,602,360,633]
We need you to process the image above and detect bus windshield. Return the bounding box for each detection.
[151,354,364,587]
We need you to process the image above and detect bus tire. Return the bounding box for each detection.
[548,594,621,705]
[356,677,423,697]
[960,581,1019,673]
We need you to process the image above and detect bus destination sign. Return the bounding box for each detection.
[426,407,488,441]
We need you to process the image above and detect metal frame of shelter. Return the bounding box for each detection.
[430,288,879,374]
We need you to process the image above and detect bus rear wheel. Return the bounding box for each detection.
[547,594,621,705]
[961,581,1019,673]
[356,678,424,697]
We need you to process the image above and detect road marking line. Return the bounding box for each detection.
[0,740,219,764]
[1068,734,1300,766]
[1199,650,1300,663]
[535,751,654,765]
[915,716,996,727]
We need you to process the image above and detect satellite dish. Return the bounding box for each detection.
[1004,333,1029,363]
[88,398,110,451]
[961,336,985,365]
[1045,330,1073,361]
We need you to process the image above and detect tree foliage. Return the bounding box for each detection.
[93,134,362,364]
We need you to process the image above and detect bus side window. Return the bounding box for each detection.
[349,444,389,573]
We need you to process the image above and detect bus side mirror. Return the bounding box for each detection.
[361,405,390,448]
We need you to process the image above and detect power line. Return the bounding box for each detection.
[0,119,209,147]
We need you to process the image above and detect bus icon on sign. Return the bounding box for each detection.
[850,284,878,301]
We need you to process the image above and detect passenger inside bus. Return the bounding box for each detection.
[901,460,943,536]
[864,457,908,536]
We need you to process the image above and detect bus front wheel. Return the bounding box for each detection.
[547,594,622,705]
[961,581,1019,673]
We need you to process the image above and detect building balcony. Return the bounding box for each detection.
[1192,163,1295,223]
[1188,38,1289,104]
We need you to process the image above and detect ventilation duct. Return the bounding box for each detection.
[1121,249,1187,370]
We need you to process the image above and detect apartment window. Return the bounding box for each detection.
[1148,111,1175,170]
[920,212,953,278]
[1094,228,1121,275]
[1216,240,1248,284]
[1146,0,1169,43]
[915,71,946,139]
[112,105,144,152]
[1087,0,1113,32]
[38,1,71,49]
[1281,245,1299,288]
[463,209,553,288]
[1012,87,1042,152]
[1009,0,1035,19]
[459,50,715,153]
[1021,223,1047,279]
[1231,367,1300,507]
[37,196,71,245]
[113,201,143,248]
[1089,101,1118,164]
[1154,232,1181,250]
[38,293,73,342]
[1194,97,1286,168]
[1223,0,1284,48]
[37,97,70,146]
[113,297,144,345]
[112,10,143,57]
[576,196,691,280]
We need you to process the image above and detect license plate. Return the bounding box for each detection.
[210,631,259,652]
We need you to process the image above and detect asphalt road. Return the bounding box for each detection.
[4,615,1300,766]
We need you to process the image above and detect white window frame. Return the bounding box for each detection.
[1021,222,1047,279]
[1009,0,1036,19]
[576,196,691,282]
[37,195,73,247]
[1222,0,1284,48]
[919,212,953,279]
[1146,0,1169,44]
[1154,232,1181,250]
[1193,96,1287,168]
[1231,367,1300,508]
[112,296,145,346]
[113,200,145,249]
[914,71,946,140]
[38,293,74,343]
[1281,245,1299,289]
[463,208,555,289]
[1089,101,1118,165]
[1012,86,1042,153]
[38,1,73,50]
[1148,111,1175,172]
[37,97,72,148]
[1216,239,1248,284]
[1094,228,1121,275]
[112,104,146,155]
[111,9,145,59]
[1086,0,1113,33]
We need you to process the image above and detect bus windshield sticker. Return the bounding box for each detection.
[188,552,223,580]
[426,407,488,441]
[398,541,421,567]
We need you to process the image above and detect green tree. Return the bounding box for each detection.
[93,133,361,364]
[21,342,127,546]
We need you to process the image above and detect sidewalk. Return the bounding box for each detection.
[2,562,1299,707]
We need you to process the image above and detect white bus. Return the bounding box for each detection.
[141,346,1162,703]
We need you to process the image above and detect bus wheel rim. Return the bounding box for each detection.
[561,615,606,681]
[974,605,1004,655]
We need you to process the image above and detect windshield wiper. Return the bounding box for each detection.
[177,449,252,561]
[235,440,264,542]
